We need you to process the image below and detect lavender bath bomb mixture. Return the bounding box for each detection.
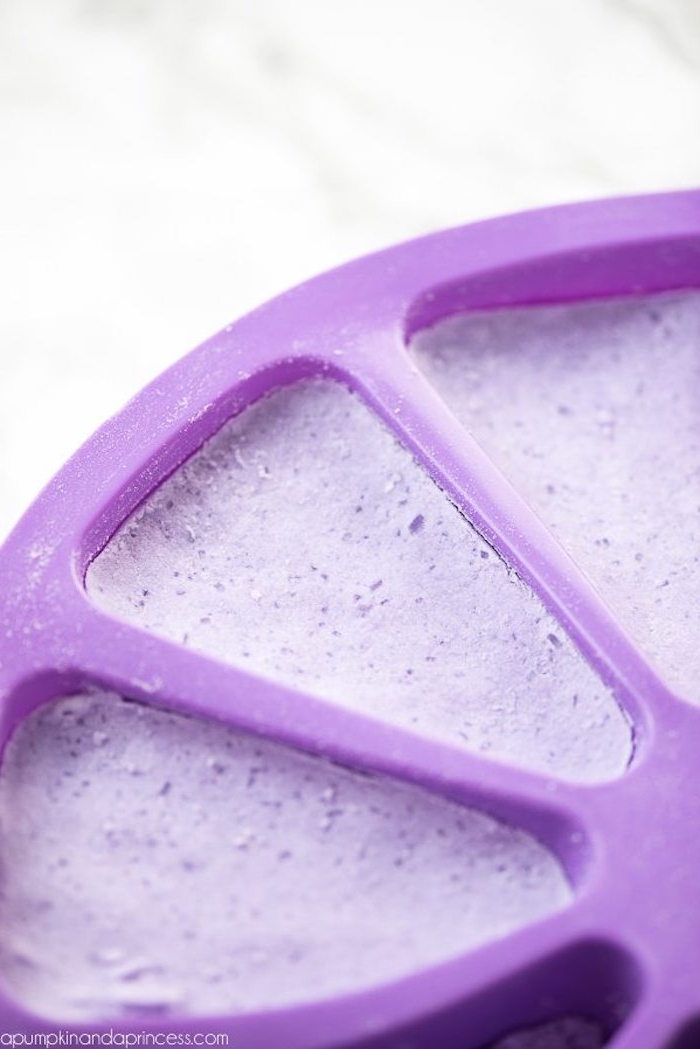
[87,379,630,783]
[0,691,571,1020]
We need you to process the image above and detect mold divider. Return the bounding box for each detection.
[334,338,675,747]
[44,591,590,878]
[0,578,642,1043]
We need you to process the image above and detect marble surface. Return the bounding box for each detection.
[1,0,700,542]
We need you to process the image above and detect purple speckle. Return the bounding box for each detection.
[408,514,425,534]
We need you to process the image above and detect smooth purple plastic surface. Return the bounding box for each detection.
[1,191,700,1048]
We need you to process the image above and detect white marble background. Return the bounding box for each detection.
[1,0,699,542]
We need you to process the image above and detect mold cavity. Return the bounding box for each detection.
[86,378,631,782]
[0,691,571,1020]
[410,289,700,701]
[488,1015,605,1047]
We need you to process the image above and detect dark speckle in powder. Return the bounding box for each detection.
[409,514,425,534]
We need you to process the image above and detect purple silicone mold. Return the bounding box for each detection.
[1,190,700,1048]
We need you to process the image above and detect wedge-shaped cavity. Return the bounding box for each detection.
[87,378,630,782]
[0,691,571,1019]
[411,290,700,700]
[489,1016,604,1047]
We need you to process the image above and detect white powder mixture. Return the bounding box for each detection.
[87,379,630,783]
[411,289,700,700]
[0,691,570,1020]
